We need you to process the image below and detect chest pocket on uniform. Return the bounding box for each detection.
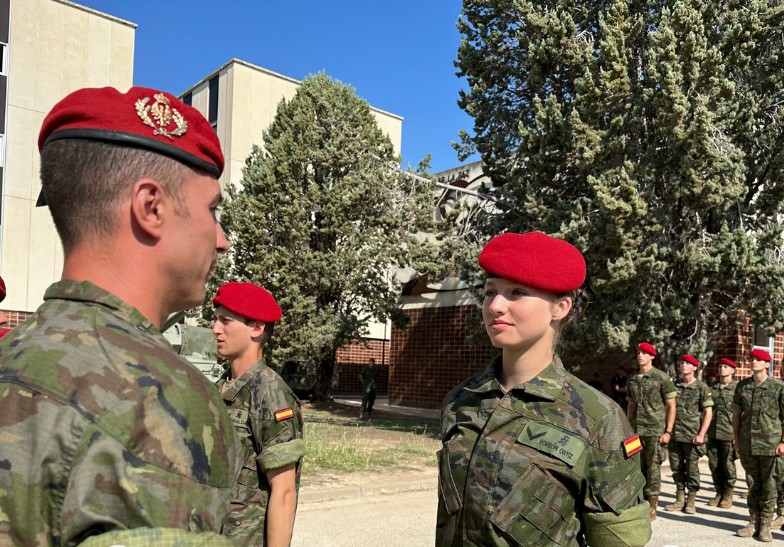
[678,389,700,414]
[491,464,576,545]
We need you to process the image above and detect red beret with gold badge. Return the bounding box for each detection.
[39,86,223,178]
[681,354,699,367]
[751,348,772,362]
[638,342,657,356]
[213,282,282,323]
[478,232,586,293]
[718,357,737,368]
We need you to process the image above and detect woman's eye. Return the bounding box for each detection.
[483,290,497,298]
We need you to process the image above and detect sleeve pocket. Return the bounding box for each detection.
[490,465,576,546]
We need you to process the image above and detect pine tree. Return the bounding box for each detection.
[456,0,784,364]
[210,73,442,400]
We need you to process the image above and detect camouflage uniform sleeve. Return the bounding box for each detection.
[251,379,305,473]
[661,375,677,399]
[582,405,652,546]
[701,383,714,408]
[625,377,638,403]
[732,380,743,413]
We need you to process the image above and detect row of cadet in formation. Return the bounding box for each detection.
[624,340,784,542]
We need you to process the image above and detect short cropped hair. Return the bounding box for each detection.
[39,139,191,253]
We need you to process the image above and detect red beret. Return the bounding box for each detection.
[637,342,657,356]
[478,232,586,293]
[0,276,5,303]
[718,357,737,368]
[751,348,772,362]
[213,282,282,322]
[681,354,699,367]
[39,86,223,177]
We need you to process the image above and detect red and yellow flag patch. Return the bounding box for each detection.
[274,407,294,422]
[623,434,642,458]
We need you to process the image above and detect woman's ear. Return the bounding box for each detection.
[551,296,573,322]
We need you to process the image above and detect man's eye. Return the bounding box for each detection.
[483,290,497,298]
[212,206,223,222]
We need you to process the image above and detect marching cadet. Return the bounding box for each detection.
[437,232,651,546]
[213,281,305,546]
[664,354,713,514]
[706,357,738,509]
[733,348,784,542]
[626,341,678,520]
[0,86,240,545]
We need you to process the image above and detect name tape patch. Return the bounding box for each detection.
[517,422,586,467]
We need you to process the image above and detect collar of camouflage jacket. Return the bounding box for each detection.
[465,355,565,401]
[218,358,268,401]
[43,279,160,337]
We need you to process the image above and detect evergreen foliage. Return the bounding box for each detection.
[210,73,442,399]
[456,0,784,364]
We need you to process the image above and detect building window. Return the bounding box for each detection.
[0,43,6,75]
[181,92,192,106]
[208,76,219,132]
[752,324,775,371]
[0,134,6,167]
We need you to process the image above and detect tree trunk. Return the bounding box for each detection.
[313,353,336,402]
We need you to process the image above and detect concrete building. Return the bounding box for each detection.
[0,0,135,327]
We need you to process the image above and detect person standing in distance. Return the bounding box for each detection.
[626,342,677,521]
[733,348,784,542]
[663,354,713,514]
[437,232,651,546]
[213,281,305,546]
[360,357,379,418]
[706,357,738,509]
[610,364,630,411]
[0,86,240,546]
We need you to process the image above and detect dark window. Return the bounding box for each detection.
[208,76,219,132]
[181,92,192,106]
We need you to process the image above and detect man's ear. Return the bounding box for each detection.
[251,321,266,338]
[130,178,165,240]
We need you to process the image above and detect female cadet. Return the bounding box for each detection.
[436,232,651,546]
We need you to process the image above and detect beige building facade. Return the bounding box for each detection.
[1,0,134,319]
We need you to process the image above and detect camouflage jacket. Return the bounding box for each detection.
[217,359,305,543]
[437,356,651,547]
[732,375,784,456]
[0,280,240,546]
[671,379,713,442]
[708,380,737,442]
[626,367,677,436]
[360,364,379,391]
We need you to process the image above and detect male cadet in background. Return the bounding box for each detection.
[360,357,379,418]
[626,341,678,521]
[213,281,305,546]
[0,87,240,546]
[0,276,10,338]
[733,348,784,542]
[664,354,713,514]
[706,357,738,509]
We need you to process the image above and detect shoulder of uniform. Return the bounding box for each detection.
[562,371,620,423]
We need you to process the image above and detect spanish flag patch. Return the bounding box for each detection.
[274,407,294,422]
[623,434,642,458]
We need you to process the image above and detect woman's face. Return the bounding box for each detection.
[482,277,570,353]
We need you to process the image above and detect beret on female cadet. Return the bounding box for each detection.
[718,357,737,368]
[213,282,282,323]
[38,86,224,178]
[478,232,586,293]
[751,348,772,362]
[681,354,699,367]
[637,342,657,356]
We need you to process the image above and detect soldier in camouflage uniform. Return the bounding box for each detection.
[213,282,305,546]
[360,357,379,418]
[733,348,784,542]
[663,354,713,514]
[626,341,677,521]
[706,357,738,509]
[0,86,241,545]
[437,232,651,546]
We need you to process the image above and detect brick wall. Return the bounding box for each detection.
[2,309,32,329]
[389,305,498,409]
[335,339,390,393]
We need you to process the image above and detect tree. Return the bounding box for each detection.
[456,0,784,364]
[211,73,443,400]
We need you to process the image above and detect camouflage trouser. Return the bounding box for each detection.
[775,457,784,508]
[739,453,778,514]
[668,441,700,491]
[707,439,736,491]
[223,499,265,545]
[640,435,663,497]
[361,386,377,413]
